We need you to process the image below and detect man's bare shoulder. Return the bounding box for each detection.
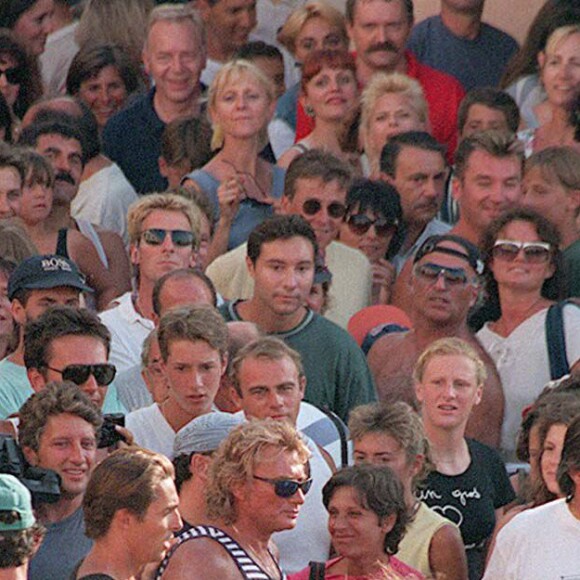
[160,535,242,579]
[367,331,419,406]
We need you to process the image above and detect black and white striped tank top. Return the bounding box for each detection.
[155,524,286,579]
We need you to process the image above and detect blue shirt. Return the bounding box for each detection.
[185,167,286,250]
[102,89,168,195]
[407,16,518,90]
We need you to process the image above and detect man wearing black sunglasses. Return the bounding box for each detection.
[207,149,373,329]
[158,419,310,580]
[367,234,505,449]
[23,306,125,413]
[0,254,91,420]
[100,194,200,373]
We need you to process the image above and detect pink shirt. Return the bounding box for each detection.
[289,556,424,579]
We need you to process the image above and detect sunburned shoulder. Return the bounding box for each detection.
[368,330,412,361]
[160,536,243,579]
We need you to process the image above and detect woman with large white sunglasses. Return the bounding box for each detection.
[476,207,580,462]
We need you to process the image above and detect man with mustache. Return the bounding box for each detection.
[380,131,451,273]
[18,118,119,310]
[344,0,465,160]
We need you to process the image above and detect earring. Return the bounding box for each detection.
[305,105,315,117]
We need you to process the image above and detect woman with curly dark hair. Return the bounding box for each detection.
[476,207,580,460]
[291,464,423,579]
[66,43,141,131]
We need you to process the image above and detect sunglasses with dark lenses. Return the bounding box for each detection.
[141,228,195,247]
[302,199,346,219]
[347,214,398,237]
[253,475,313,498]
[413,262,470,287]
[0,66,24,85]
[46,363,117,386]
[492,240,551,264]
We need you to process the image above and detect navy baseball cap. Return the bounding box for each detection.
[8,255,93,301]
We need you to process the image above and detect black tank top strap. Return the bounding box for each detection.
[155,524,285,580]
[55,228,69,258]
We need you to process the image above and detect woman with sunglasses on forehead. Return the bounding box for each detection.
[476,207,580,461]
[339,179,403,305]
[290,464,423,579]
[277,49,361,174]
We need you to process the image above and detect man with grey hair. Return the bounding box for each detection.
[103,4,207,193]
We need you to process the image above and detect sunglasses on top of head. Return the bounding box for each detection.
[347,213,398,237]
[302,199,346,219]
[492,240,552,264]
[253,475,313,498]
[141,228,195,247]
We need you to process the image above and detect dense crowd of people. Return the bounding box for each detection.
[1,0,580,579]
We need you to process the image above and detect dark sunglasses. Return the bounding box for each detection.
[0,66,24,85]
[347,214,398,237]
[492,240,551,264]
[46,363,117,386]
[141,228,195,247]
[253,475,313,498]
[302,199,346,219]
[413,262,471,287]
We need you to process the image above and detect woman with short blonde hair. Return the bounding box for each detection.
[183,60,285,262]
[360,73,429,177]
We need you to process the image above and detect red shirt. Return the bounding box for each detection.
[295,51,465,162]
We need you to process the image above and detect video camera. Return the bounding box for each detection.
[0,434,61,506]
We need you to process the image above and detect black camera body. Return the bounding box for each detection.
[98,413,126,449]
[0,434,61,505]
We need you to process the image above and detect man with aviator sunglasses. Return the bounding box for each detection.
[367,234,505,449]
[23,306,125,414]
[100,193,200,373]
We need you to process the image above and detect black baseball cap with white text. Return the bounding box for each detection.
[7,255,93,301]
